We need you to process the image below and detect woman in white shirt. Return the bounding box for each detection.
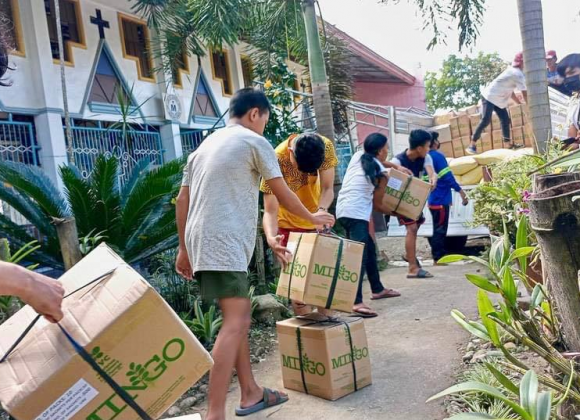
[336,133,401,318]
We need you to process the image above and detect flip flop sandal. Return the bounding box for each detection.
[371,289,401,300]
[350,307,378,318]
[235,388,289,417]
[407,269,434,279]
[402,255,422,268]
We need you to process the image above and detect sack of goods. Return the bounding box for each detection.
[277,233,364,313]
[0,244,213,420]
[382,169,431,221]
[449,156,478,176]
[277,315,372,401]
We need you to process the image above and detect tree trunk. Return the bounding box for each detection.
[301,0,339,185]
[53,217,82,271]
[54,0,75,165]
[533,173,580,192]
[528,179,580,351]
[517,0,552,153]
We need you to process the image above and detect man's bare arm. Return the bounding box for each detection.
[175,186,193,279]
[318,168,335,210]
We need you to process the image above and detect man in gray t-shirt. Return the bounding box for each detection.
[176,89,334,419]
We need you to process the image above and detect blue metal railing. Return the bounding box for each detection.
[70,126,164,183]
[181,129,206,156]
[335,143,353,182]
[0,119,40,166]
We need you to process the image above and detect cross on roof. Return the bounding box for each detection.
[90,9,110,39]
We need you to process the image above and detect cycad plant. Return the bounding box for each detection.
[0,155,185,269]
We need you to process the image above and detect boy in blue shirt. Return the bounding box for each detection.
[428,133,469,263]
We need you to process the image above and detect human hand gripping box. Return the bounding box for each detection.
[276,233,364,313]
[0,244,213,420]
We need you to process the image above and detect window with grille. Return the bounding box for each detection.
[0,0,23,54]
[120,15,153,80]
[241,56,254,88]
[44,0,84,63]
[211,49,233,96]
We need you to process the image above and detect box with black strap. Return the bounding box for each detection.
[276,233,364,313]
[276,314,372,401]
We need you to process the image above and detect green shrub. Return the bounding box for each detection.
[148,250,196,314]
[181,300,223,350]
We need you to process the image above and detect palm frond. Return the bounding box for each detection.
[89,156,122,242]
[0,161,68,218]
[0,214,62,268]
[0,182,56,237]
[121,158,152,205]
[60,165,98,237]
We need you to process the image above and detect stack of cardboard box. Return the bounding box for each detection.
[276,233,372,401]
[430,103,535,159]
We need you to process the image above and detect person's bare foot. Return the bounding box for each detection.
[240,387,288,409]
[371,289,401,300]
[352,303,378,318]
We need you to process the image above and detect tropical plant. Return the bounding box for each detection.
[258,58,301,146]
[182,300,223,349]
[79,230,107,256]
[430,369,563,420]
[0,240,40,322]
[0,156,185,269]
[439,216,580,408]
[149,250,196,314]
[425,53,507,112]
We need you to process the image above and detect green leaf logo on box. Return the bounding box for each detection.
[86,338,186,420]
[282,353,326,377]
[386,187,422,207]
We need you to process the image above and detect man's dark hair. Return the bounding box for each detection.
[229,88,271,118]
[293,133,326,173]
[557,54,580,78]
[0,14,14,87]
[409,129,432,150]
[429,131,440,148]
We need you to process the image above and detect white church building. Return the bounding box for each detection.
[0,0,311,186]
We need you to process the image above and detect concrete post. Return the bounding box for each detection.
[160,123,183,160]
[34,112,67,190]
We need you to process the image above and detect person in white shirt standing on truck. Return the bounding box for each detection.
[467,52,528,155]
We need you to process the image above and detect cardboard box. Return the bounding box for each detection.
[277,233,364,313]
[431,124,452,144]
[277,316,372,401]
[492,130,505,149]
[449,117,461,139]
[512,126,525,146]
[0,244,213,420]
[439,142,454,158]
[434,112,454,126]
[457,115,471,138]
[452,138,465,157]
[481,133,493,152]
[469,114,490,134]
[383,168,431,221]
[524,124,535,148]
[509,105,524,127]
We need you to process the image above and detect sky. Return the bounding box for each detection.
[317,0,579,76]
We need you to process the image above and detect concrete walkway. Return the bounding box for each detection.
[207,264,479,420]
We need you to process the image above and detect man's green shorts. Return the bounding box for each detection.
[196,271,249,303]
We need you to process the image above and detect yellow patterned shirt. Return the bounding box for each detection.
[260,135,338,230]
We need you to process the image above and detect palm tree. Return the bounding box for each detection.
[517,0,551,153]
[0,156,185,269]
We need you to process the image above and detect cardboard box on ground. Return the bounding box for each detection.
[277,233,364,313]
[277,315,372,401]
[382,168,431,221]
[0,244,213,420]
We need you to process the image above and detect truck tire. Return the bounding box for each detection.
[445,236,468,253]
